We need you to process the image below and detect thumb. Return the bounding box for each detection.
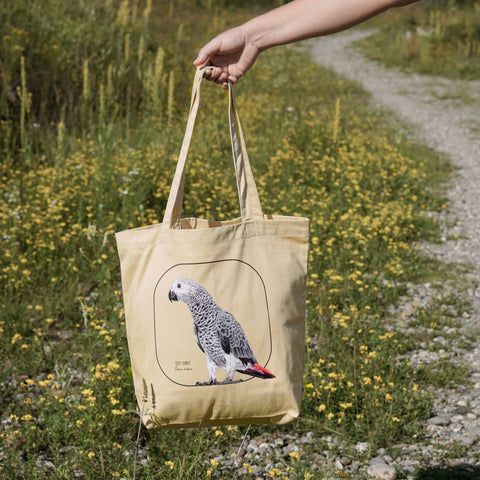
[193,36,223,66]
[193,50,210,66]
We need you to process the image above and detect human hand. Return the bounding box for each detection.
[193,26,261,89]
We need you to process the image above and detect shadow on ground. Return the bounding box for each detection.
[415,464,480,480]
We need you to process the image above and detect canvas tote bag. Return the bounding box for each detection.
[116,66,310,428]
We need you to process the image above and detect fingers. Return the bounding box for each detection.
[193,43,240,88]
[202,67,223,81]
[200,66,234,87]
[213,72,239,88]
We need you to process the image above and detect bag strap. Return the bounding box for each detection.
[228,72,263,222]
[162,66,263,228]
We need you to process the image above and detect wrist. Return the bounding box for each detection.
[239,16,275,53]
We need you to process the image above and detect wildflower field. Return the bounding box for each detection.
[0,0,460,478]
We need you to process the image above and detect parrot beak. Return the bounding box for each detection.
[168,289,178,302]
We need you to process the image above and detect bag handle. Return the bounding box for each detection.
[162,66,263,228]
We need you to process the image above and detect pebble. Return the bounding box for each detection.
[450,435,475,447]
[354,441,370,455]
[427,416,451,426]
[366,458,397,480]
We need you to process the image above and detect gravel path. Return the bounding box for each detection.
[310,30,480,477]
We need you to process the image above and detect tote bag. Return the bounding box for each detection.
[116,67,310,428]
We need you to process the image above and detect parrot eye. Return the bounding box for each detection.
[177,283,181,289]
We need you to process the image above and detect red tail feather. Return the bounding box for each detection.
[242,363,275,379]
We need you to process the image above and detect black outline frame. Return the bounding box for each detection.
[152,259,273,387]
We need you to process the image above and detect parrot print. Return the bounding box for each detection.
[168,278,275,385]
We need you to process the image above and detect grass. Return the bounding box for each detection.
[0,0,471,478]
[356,1,480,80]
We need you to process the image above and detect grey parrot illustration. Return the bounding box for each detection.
[168,278,275,385]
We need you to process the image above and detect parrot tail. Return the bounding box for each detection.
[240,363,276,379]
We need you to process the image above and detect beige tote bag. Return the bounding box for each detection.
[116,67,310,428]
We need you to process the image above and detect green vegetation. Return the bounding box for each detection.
[0,0,468,478]
[357,1,480,80]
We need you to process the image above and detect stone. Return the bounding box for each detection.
[354,441,370,455]
[453,406,470,416]
[451,435,475,447]
[236,447,246,458]
[427,416,451,426]
[402,464,416,474]
[350,461,360,471]
[312,453,326,466]
[403,304,416,317]
[273,438,284,448]
[367,458,397,480]
[247,443,258,454]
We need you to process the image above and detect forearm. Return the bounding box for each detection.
[242,0,418,52]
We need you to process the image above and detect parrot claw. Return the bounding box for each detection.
[220,378,244,385]
[196,379,218,386]
[195,378,245,386]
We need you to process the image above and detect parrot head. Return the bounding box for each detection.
[168,278,204,304]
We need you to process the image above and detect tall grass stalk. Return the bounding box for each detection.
[99,83,106,127]
[82,59,91,134]
[167,70,175,133]
[143,0,152,23]
[125,32,131,62]
[56,120,65,153]
[82,59,90,103]
[116,0,131,28]
[19,56,28,151]
[137,35,145,63]
[332,97,341,143]
[107,63,114,97]
[18,55,29,205]
[147,46,165,113]
[174,23,184,58]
